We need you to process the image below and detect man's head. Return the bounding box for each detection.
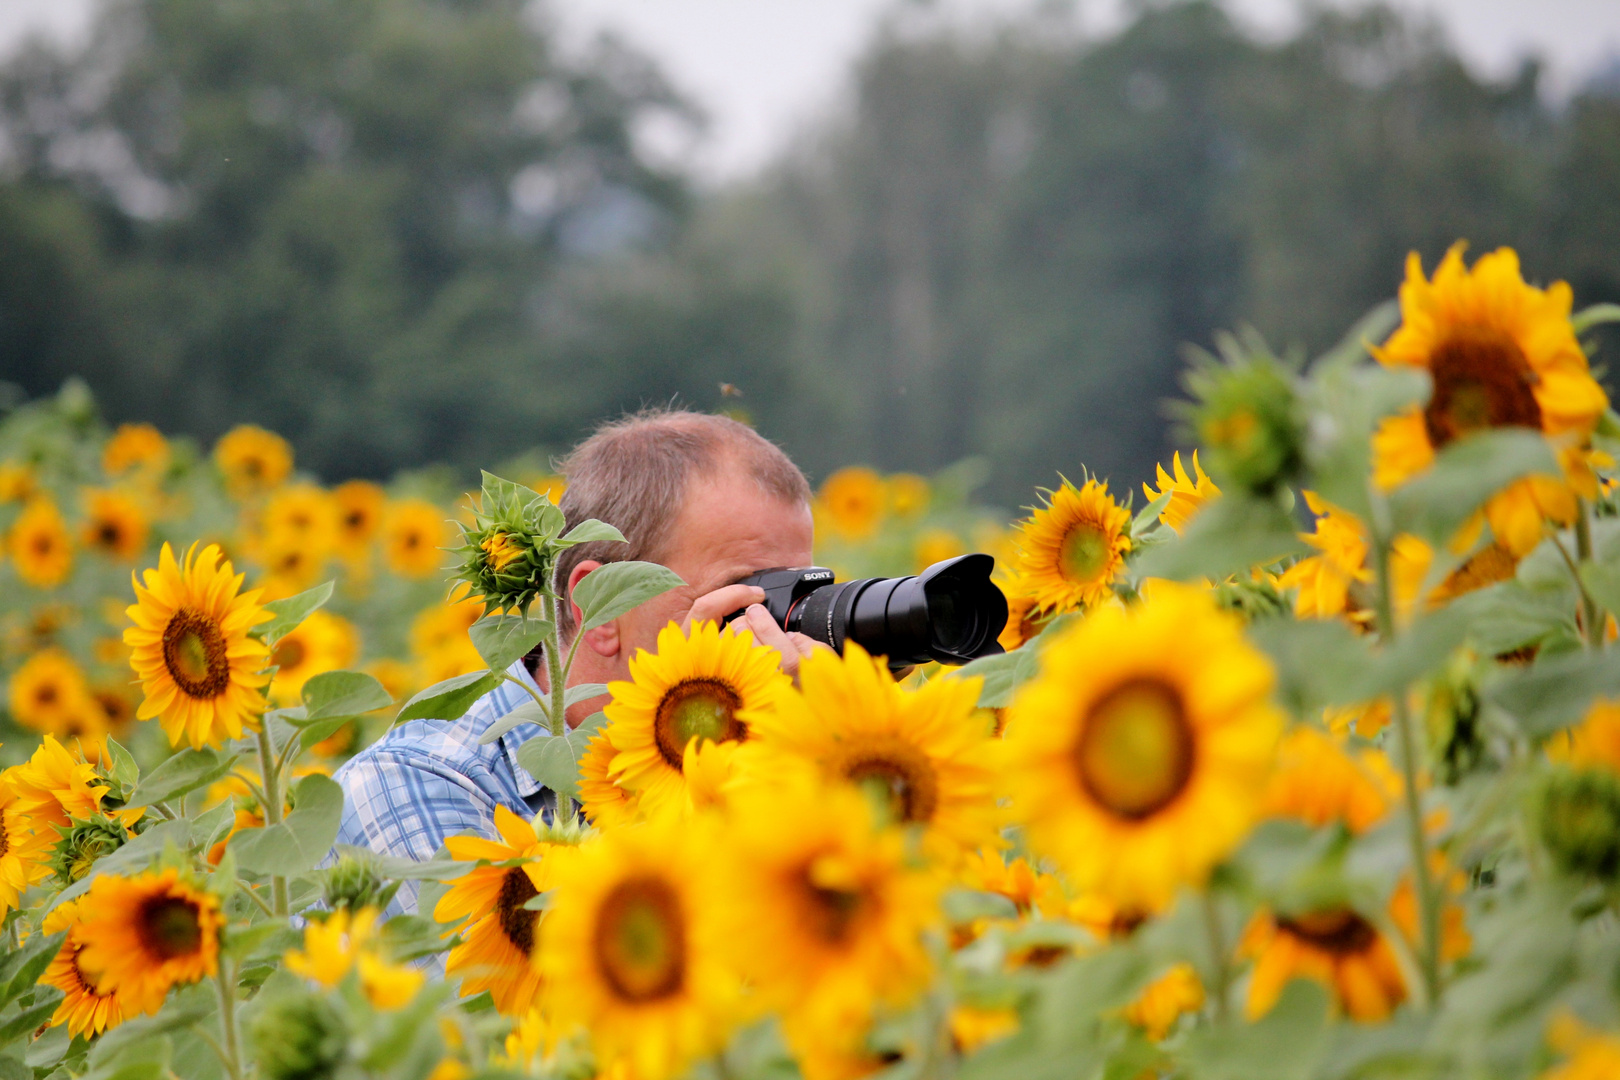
[548,409,814,708]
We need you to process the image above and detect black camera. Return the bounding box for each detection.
[731,554,1008,668]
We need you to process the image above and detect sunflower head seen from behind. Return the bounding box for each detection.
[1371,244,1610,556]
[603,620,789,814]
[739,639,998,859]
[74,867,224,1016]
[540,814,739,1080]
[1014,477,1131,613]
[1001,582,1283,912]
[124,542,273,749]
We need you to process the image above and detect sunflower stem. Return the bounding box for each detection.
[1575,500,1603,649]
[542,593,568,738]
[214,961,244,1080]
[1202,891,1231,1022]
[255,722,289,917]
[1549,529,1603,650]
[1372,533,1443,1007]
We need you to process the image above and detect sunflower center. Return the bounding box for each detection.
[98,522,122,547]
[497,867,540,955]
[592,876,687,1003]
[1277,908,1377,955]
[33,533,55,556]
[33,683,59,707]
[838,737,939,826]
[1059,524,1110,583]
[1075,678,1195,820]
[0,809,9,857]
[137,896,203,960]
[1422,329,1542,448]
[161,610,232,699]
[653,680,744,770]
[273,639,307,672]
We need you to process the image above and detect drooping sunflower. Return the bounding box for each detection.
[1262,726,1401,835]
[383,498,450,579]
[603,621,788,813]
[40,899,126,1038]
[1000,582,1283,911]
[124,542,274,750]
[333,480,386,560]
[1013,477,1131,613]
[818,467,885,540]
[717,778,939,1063]
[80,489,150,561]
[214,424,292,498]
[1371,245,1610,556]
[7,648,97,737]
[0,776,53,916]
[540,814,739,1080]
[434,805,559,1015]
[1142,451,1221,535]
[269,609,361,707]
[103,423,170,478]
[75,867,224,1016]
[739,640,998,858]
[10,496,73,588]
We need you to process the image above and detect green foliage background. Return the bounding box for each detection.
[0,0,1617,501]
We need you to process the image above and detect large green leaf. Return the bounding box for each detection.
[1178,980,1330,1080]
[1388,429,1559,546]
[126,747,238,809]
[300,669,392,721]
[230,774,344,877]
[1248,617,1374,716]
[469,613,553,674]
[1134,492,1307,582]
[572,560,685,632]
[0,993,63,1050]
[512,712,607,800]
[395,670,501,724]
[1488,650,1620,737]
[558,519,627,546]
[257,580,335,647]
[0,930,64,1013]
[950,647,1041,709]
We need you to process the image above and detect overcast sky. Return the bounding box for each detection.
[4,0,1618,181]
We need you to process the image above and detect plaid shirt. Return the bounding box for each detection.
[331,660,556,920]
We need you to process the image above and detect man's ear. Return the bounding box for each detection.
[567,560,619,658]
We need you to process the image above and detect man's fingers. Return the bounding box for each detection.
[685,584,765,631]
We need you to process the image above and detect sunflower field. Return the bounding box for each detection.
[1,243,1620,1080]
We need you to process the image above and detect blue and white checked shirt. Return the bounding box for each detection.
[331,661,556,920]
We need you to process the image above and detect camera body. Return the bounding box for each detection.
[733,554,1008,668]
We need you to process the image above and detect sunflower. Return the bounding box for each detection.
[269,609,360,707]
[254,532,327,598]
[1543,1014,1620,1080]
[949,1006,1020,1054]
[739,640,998,858]
[103,423,170,478]
[410,597,486,683]
[1547,699,1620,772]
[382,498,449,579]
[1277,492,1371,620]
[1262,726,1401,834]
[125,542,273,750]
[1371,245,1610,556]
[1143,451,1221,535]
[717,778,938,1063]
[957,849,1065,918]
[1431,540,1519,603]
[540,814,739,1080]
[75,867,223,1016]
[1013,478,1131,613]
[285,906,424,1010]
[0,461,36,503]
[10,496,73,588]
[40,899,126,1038]
[580,731,641,827]
[914,528,964,573]
[7,648,97,737]
[888,474,931,519]
[434,805,558,1015]
[996,577,1050,652]
[818,467,885,540]
[1000,582,1282,911]
[214,424,292,498]
[6,734,112,833]
[1123,963,1205,1040]
[333,480,386,559]
[603,621,788,813]
[77,488,150,562]
[261,484,338,556]
[1324,698,1393,740]
[0,777,53,916]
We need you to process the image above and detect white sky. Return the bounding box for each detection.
[4,0,1618,182]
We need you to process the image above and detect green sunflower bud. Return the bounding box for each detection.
[249,991,350,1080]
[452,472,567,615]
[321,854,399,914]
[1426,652,1485,785]
[1181,337,1306,496]
[1536,766,1620,883]
[48,814,132,887]
[1210,574,1289,623]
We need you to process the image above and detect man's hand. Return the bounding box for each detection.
[680,583,821,680]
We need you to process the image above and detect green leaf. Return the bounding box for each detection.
[0,930,64,1012]
[103,737,140,793]
[512,712,607,800]
[942,889,1019,924]
[395,670,501,724]
[950,647,1041,709]
[1365,604,1475,696]
[1449,581,1578,657]
[221,921,288,960]
[230,774,344,877]
[298,716,357,750]
[0,1055,29,1080]
[0,993,62,1048]
[1572,301,1620,336]
[479,685,608,746]
[1130,492,1171,537]
[300,669,392,720]
[85,984,213,1074]
[1488,650,1620,737]
[1133,492,1307,582]
[1388,429,1559,546]
[572,560,686,632]
[1178,980,1330,1080]
[1304,360,1425,522]
[379,915,458,964]
[330,844,472,881]
[469,614,553,674]
[126,747,237,809]
[1580,562,1620,621]
[258,580,335,646]
[1249,617,1375,717]
[558,519,627,546]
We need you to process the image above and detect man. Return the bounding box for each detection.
[331,409,819,915]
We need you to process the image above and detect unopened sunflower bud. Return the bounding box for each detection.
[250,991,349,1080]
[1210,575,1289,623]
[321,854,397,914]
[49,815,132,887]
[1183,348,1306,496]
[1536,767,1620,882]
[452,473,566,615]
